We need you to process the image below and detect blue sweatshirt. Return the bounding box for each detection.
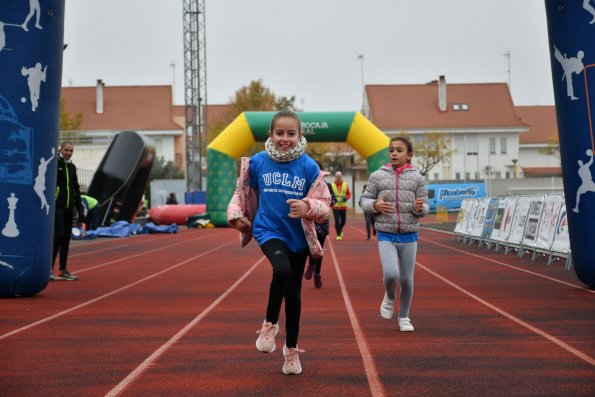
[249,151,319,253]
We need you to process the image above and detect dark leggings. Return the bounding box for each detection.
[53,207,74,271]
[333,209,347,235]
[260,239,308,348]
[308,233,327,274]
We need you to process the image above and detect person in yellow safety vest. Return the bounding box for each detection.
[80,194,100,231]
[331,171,351,240]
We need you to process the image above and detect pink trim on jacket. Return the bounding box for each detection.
[227,157,332,258]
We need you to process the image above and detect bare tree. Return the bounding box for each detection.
[400,131,453,176]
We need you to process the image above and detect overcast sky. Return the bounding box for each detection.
[62,0,556,111]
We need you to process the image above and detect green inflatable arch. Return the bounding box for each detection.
[206,111,389,225]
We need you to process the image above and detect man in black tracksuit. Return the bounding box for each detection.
[51,142,84,281]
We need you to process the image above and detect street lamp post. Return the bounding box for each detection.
[357,54,365,113]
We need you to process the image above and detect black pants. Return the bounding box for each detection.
[308,233,327,274]
[260,239,308,348]
[333,209,347,235]
[365,213,376,239]
[53,207,74,271]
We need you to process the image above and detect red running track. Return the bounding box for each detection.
[1,220,594,396]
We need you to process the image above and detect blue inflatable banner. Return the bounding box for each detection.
[0,0,65,296]
[545,0,595,288]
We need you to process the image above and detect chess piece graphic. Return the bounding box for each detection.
[2,193,19,238]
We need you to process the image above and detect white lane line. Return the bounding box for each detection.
[68,234,169,258]
[419,235,594,293]
[0,241,234,341]
[74,231,228,274]
[328,240,386,397]
[105,256,267,397]
[417,260,595,367]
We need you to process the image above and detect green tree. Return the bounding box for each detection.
[59,98,83,143]
[149,156,185,180]
[144,156,185,205]
[214,79,304,157]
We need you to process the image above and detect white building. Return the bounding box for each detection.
[61,81,185,188]
[364,76,530,181]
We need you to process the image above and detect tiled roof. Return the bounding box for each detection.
[172,104,235,129]
[61,84,181,131]
[366,82,527,130]
[515,106,558,144]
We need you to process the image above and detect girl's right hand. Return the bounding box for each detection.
[230,217,251,233]
[374,193,395,214]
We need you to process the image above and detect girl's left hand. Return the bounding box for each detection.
[287,199,310,218]
[413,198,424,213]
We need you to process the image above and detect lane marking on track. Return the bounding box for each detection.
[419,235,594,294]
[68,233,174,258]
[0,241,235,341]
[105,256,267,397]
[74,231,229,274]
[417,260,595,367]
[328,240,386,397]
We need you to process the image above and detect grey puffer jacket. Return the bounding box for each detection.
[360,164,428,234]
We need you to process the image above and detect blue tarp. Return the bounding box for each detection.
[76,221,178,240]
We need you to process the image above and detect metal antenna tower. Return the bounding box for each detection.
[183,0,207,191]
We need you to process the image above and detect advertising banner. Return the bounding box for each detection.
[481,198,500,239]
[507,196,532,246]
[534,194,564,251]
[521,194,546,249]
[495,196,519,243]
[470,198,490,238]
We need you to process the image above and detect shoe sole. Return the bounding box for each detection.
[282,367,302,375]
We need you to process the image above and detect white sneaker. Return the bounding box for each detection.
[399,317,414,332]
[256,321,279,353]
[282,345,305,375]
[380,293,394,319]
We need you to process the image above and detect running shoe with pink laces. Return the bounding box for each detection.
[282,345,305,375]
[256,321,279,353]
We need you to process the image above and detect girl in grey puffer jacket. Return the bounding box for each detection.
[360,137,428,332]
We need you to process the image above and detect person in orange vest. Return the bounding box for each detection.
[331,171,351,240]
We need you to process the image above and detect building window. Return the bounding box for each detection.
[495,171,502,179]
[465,172,471,180]
[461,103,469,111]
[154,138,163,156]
[433,173,439,180]
[506,171,511,179]
[489,138,496,155]
[475,172,480,179]
[455,172,461,180]
[500,138,507,154]
[466,135,478,156]
[453,103,460,111]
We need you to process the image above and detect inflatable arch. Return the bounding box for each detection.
[206,111,390,226]
[545,1,595,288]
